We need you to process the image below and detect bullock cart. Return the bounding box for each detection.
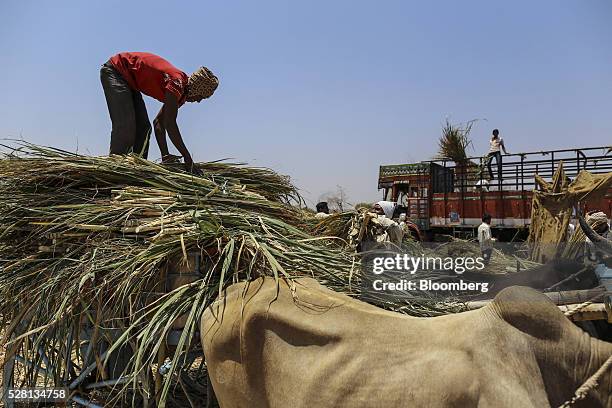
[2,252,210,408]
[0,144,359,407]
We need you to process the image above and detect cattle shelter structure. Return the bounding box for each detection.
[378,146,612,240]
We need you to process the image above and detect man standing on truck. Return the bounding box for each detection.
[478,213,495,264]
[100,52,219,173]
[485,129,508,180]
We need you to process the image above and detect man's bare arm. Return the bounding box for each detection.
[161,91,194,168]
[153,107,171,159]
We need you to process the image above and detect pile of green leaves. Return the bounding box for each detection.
[0,143,457,407]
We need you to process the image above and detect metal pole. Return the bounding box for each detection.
[84,377,132,390]
[69,350,109,390]
[71,395,105,408]
[515,165,519,190]
[521,155,526,225]
[460,161,465,226]
[551,151,555,178]
[2,353,16,408]
[443,161,448,227]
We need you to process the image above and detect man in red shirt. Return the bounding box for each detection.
[100,52,218,172]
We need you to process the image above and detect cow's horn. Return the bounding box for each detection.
[578,214,612,254]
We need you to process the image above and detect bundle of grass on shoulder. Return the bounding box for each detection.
[0,143,460,406]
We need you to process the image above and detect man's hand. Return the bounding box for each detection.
[184,157,203,176]
[161,91,197,172]
[162,154,182,164]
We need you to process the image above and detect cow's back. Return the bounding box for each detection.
[202,278,560,407]
[202,278,414,407]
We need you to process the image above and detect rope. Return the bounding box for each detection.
[558,355,612,407]
[559,288,604,318]
[563,301,594,318]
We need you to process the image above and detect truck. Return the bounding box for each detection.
[378,146,612,241]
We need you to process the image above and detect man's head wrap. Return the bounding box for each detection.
[375,201,397,219]
[586,211,610,234]
[187,67,219,100]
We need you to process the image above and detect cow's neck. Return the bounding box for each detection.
[537,332,612,406]
[580,337,612,407]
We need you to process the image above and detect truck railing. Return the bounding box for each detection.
[379,146,611,231]
[424,146,611,192]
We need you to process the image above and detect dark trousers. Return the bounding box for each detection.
[482,248,493,264]
[485,151,502,180]
[100,62,151,158]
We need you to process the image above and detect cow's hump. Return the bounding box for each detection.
[490,286,573,341]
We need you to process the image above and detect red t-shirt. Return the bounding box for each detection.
[109,52,188,105]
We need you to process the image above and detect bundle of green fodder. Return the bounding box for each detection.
[0,143,459,406]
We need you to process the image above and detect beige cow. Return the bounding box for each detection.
[202,277,612,407]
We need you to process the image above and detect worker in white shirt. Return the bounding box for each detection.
[398,213,407,228]
[475,178,490,192]
[485,129,508,181]
[315,202,330,219]
[371,201,404,245]
[478,213,495,264]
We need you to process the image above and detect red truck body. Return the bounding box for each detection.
[378,147,611,240]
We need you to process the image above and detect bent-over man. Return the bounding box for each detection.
[371,201,404,245]
[100,52,218,172]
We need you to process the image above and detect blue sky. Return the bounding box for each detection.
[1,1,610,206]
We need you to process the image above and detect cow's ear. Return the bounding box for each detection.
[489,286,571,341]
